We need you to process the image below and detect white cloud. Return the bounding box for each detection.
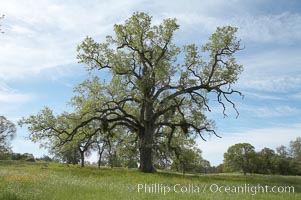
[290,92,301,100]
[0,82,35,121]
[239,76,301,92]
[243,91,286,101]
[148,3,301,44]
[236,47,301,92]
[0,0,299,82]
[198,123,301,166]
[235,12,301,44]
[238,14,300,44]
[0,0,139,80]
[0,82,34,103]
[239,103,299,118]
[10,24,35,35]
[0,91,33,104]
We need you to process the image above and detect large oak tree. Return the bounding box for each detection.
[20,12,243,173]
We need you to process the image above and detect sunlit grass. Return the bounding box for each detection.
[0,161,300,200]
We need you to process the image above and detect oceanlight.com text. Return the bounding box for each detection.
[209,184,295,195]
[136,183,295,195]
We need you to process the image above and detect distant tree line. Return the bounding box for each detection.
[10,152,35,162]
[223,137,301,176]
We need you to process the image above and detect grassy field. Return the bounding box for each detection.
[0,161,300,200]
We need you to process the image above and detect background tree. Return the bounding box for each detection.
[20,12,243,173]
[50,129,96,167]
[51,142,80,165]
[19,108,100,166]
[200,159,211,174]
[224,143,255,175]
[288,137,301,175]
[171,146,203,175]
[170,138,205,175]
[116,130,139,168]
[95,133,110,168]
[276,145,289,158]
[215,164,224,173]
[0,116,16,155]
[274,145,291,175]
[289,137,301,162]
[271,139,301,175]
[255,148,277,174]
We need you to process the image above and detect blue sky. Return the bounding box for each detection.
[0,0,300,166]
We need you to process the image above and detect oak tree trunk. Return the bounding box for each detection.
[80,150,85,167]
[243,166,247,176]
[139,101,156,173]
[139,131,155,172]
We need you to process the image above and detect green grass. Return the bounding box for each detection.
[0,161,300,200]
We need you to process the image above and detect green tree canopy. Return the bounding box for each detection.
[20,12,243,173]
[289,137,301,174]
[256,147,277,174]
[290,137,301,161]
[224,143,255,175]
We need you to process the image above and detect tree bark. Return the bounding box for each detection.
[139,101,156,173]
[243,166,247,176]
[72,148,77,165]
[139,132,155,172]
[98,152,103,169]
[79,150,85,167]
[97,143,105,169]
